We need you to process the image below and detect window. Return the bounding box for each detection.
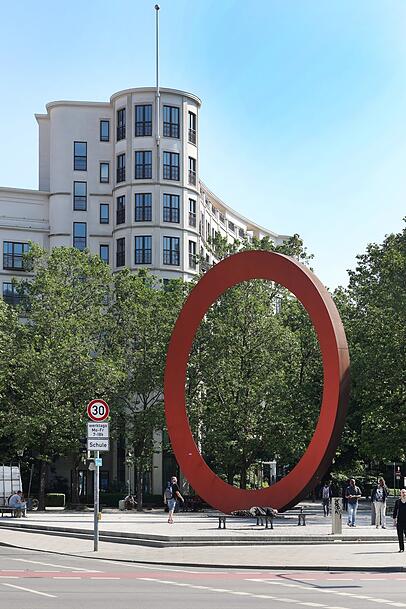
[100,120,110,142]
[163,194,180,223]
[73,222,87,251]
[163,151,179,181]
[135,151,152,179]
[74,141,87,171]
[238,227,245,238]
[163,236,180,266]
[163,105,180,138]
[188,157,196,185]
[116,195,125,225]
[135,104,152,136]
[211,204,217,216]
[188,198,196,227]
[188,111,197,144]
[3,282,20,306]
[188,240,197,269]
[117,108,126,140]
[73,181,87,210]
[135,236,152,264]
[116,237,125,267]
[100,162,110,183]
[3,242,29,271]
[99,244,109,265]
[135,193,152,222]
[228,221,235,233]
[99,203,109,224]
[219,213,225,225]
[116,153,125,182]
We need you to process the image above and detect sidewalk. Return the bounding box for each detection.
[0,508,404,571]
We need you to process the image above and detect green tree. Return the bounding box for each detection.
[109,270,187,509]
[343,222,406,464]
[2,246,120,508]
[187,235,322,488]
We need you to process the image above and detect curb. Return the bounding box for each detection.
[0,540,405,573]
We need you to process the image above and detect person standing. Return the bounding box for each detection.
[371,477,389,528]
[321,481,332,516]
[393,488,406,552]
[163,476,184,524]
[345,478,362,527]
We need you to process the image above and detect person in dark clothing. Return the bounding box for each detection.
[321,481,332,516]
[164,476,184,524]
[393,488,406,552]
[345,478,362,527]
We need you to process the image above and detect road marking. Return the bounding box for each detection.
[11,558,100,572]
[0,576,19,579]
[90,577,121,580]
[2,583,57,598]
[53,576,81,579]
[136,577,353,608]
[248,579,406,607]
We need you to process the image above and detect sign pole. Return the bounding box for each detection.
[94,450,100,551]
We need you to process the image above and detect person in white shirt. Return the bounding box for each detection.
[8,491,27,517]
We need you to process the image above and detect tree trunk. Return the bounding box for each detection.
[227,466,235,486]
[136,464,143,511]
[240,466,247,489]
[71,461,80,505]
[38,460,47,510]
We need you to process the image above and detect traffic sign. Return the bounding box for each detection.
[87,438,109,451]
[87,422,109,439]
[87,399,109,422]
[94,458,103,467]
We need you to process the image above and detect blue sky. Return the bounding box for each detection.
[1,0,405,289]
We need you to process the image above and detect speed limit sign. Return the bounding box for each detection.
[87,399,110,422]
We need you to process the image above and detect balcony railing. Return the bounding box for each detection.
[188,170,196,186]
[188,128,196,145]
[189,213,196,227]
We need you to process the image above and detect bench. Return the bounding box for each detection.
[217,507,277,530]
[0,506,15,517]
[279,507,319,526]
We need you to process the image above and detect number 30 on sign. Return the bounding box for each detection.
[87,399,110,422]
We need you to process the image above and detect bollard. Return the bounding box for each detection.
[331,497,342,534]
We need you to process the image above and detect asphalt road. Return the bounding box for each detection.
[0,546,405,608]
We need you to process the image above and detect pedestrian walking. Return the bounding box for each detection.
[371,477,389,528]
[321,481,332,516]
[342,479,349,512]
[393,488,406,552]
[345,478,362,527]
[163,476,184,524]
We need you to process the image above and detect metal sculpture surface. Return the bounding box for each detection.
[164,251,350,512]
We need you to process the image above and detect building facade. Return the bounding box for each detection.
[0,87,289,497]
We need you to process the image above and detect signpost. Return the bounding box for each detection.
[87,400,110,552]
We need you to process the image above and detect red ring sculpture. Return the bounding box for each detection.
[164,251,350,512]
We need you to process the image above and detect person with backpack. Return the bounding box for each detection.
[163,476,184,524]
[321,481,332,516]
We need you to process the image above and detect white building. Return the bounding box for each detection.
[0,87,289,497]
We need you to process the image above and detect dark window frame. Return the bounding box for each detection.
[117,108,126,141]
[99,244,110,264]
[163,151,180,181]
[73,181,87,211]
[135,104,152,137]
[99,203,110,224]
[135,151,152,179]
[163,236,180,266]
[135,235,152,265]
[116,195,125,225]
[100,120,110,142]
[116,153,126,183]
[3,241,29,271]
[74,141,87,171]
[99,162,110,183]
[188,240,197,269]
[116,237,125,267]
[163,105,180,138]
[135,193,152,222]
[2,282,20,306]
[188,156,196,185]
[188,198,196,227]
[188,111,197,144]
[73,222,87,251]
[163,193,180,223]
